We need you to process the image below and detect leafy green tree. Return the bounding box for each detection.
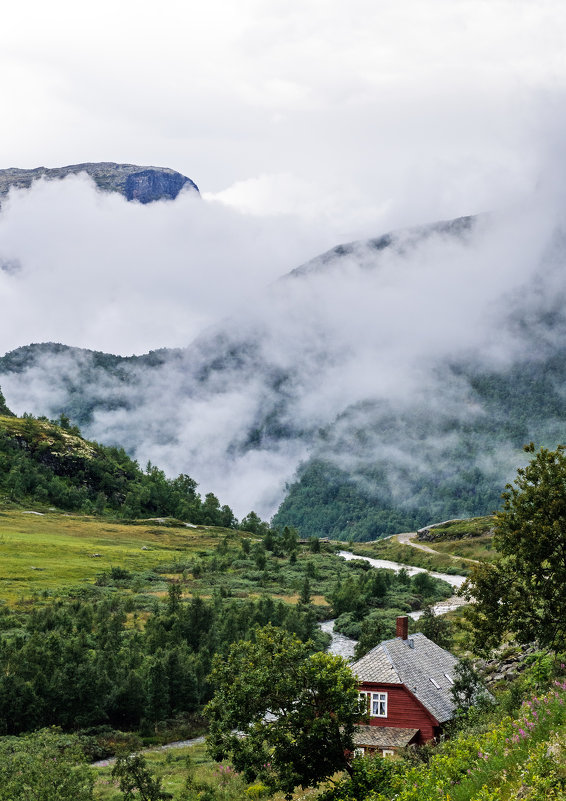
[317,752,395,801]
[300,576,311,605]
[263,528,275,551]
[145,657,169,724]
[0,729,94,801]
[202,493,221,524]
[282,525,299,555]
[411,571,436,598]
[418,606,453,650]
[450,658,491,712]
[253,542,267,570]
[205,625,361,798]
[353,614,392,660]
[166,583,182,614]
[112,753,165,801]
[465,444,566,651]
[240,511,269,536]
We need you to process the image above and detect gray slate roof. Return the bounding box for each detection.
[351,632,458,724]
[353,725,419,749]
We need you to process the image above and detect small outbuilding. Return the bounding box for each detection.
[351,616,458,757]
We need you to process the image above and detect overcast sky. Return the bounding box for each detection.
[1,0,566,355]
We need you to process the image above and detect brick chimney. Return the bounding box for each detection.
[396,616,409,640]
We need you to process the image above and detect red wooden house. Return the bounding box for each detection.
[350,616,458,757]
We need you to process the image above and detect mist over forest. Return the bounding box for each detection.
[2,174,566,536]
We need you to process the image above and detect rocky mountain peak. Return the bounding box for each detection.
[0,162,199,204]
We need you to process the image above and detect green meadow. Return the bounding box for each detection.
[0,508,235,603]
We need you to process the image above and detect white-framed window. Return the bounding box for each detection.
[382,749,394,758]
[360,691,388,717]
[353,747,365,758]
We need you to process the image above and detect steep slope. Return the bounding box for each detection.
[2,207,565,534]
[0,162,199,204]
[0,411,235,525]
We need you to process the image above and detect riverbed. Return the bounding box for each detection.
[322,550,467,658]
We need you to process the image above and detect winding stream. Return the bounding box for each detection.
[337,550,466,588]
[322,550,467,658]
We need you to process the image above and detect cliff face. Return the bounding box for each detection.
[0,162,199,204]
[123,168,196,203]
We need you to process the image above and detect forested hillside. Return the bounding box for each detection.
[0,386,13,417]
[0,401,235,525]
[273,354,566,538]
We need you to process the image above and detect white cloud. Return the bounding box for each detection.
[0,175,333,354]
[0,0,564,231]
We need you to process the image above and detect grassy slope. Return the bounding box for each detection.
[93,741,326,801]
[0,413,96,454]
[429,533,496,562]
[0,508,242,604]
[94,743,209,801]
[347,538,472,575]
[4,508,564,801]
[346,515,499,574]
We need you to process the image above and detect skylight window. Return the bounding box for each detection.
[444,673,454,684]
[429,677,441,689]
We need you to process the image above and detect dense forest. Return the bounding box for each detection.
[0,525,450,738]
[0,589,319,737]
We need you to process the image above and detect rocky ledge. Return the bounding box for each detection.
[476,643,542,686]
[0,162,199,204]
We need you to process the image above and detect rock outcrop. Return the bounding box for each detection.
[0,162,199,204]
[476,643,541,686]
[417,518,495,542]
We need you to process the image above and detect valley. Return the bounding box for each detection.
[3,0,566,791]
[1,433,565,801]
[1,495,564,801]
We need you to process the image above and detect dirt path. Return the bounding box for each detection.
[396,531,479,564]
[91,735,205,768]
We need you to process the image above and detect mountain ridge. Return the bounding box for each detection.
[0,161,199,204]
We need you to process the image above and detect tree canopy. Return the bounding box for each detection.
[205,625,362,798]
[465,443,566,652]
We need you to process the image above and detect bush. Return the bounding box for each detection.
[318,753,395,801]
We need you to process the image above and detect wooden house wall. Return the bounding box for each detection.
[359,681,439,744]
